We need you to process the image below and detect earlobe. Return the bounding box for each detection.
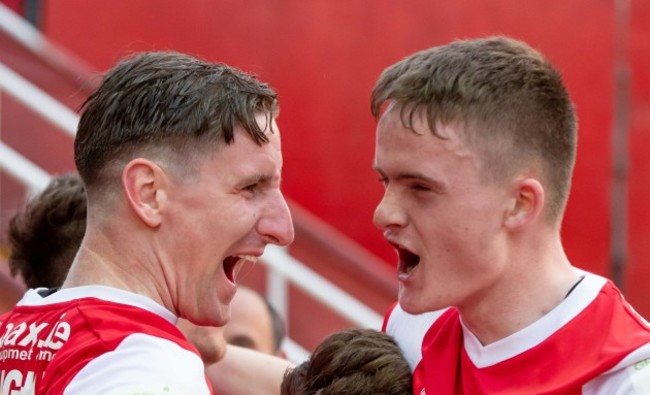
[122,159,166,228]
[504,178,545,230]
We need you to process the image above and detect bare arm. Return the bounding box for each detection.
[207,345,294,395]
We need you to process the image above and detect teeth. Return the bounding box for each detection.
[230,255,258,282]
[233,261,244,282]
[235,255,258,264]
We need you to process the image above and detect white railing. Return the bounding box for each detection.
[0,142,51,195]
[0,52,383,364]
[0,2,95,88]
[0,1,46,55]
[264,246,383,328]
[0,63,78,136]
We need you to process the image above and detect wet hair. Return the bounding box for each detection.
[7,173,86,288]
[281,328,412,395]
[371,36,577,222]
[74,51,278,191]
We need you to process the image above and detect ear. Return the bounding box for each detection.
[122,159,168,228]
[503,178,545,231]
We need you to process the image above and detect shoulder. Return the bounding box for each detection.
[573,272,650,394]
[583,343,650,395]
[56,333,211,394]
[583,273,650,341]
[74,297,187,342]
[39,296,207,393]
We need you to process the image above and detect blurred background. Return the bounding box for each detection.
[1,0,648,355]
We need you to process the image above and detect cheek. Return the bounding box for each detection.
[217,203,258,233]
[419,217,480,263]
[235,210,259,236]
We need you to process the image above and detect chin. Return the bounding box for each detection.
[193,310,229,328]
[398,293,424,314]
[205,313,228,328]
[400,302,428,315]
[398,289,444,315]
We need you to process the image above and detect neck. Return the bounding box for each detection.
[62,227,171,311]
[459,235,579,345]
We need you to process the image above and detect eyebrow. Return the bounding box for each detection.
[373,164,445,193]
[240,173,281,189]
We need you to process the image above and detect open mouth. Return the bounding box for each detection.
[223,255,258,283]
[396,246,420,276]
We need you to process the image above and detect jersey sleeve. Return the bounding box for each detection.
[60,333,211,395]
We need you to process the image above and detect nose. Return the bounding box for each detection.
[373,189,407,231]
[258,190,295,246]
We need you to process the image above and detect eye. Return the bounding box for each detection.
[243,184,257,193]
[410,183,431,192]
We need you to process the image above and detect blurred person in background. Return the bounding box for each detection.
[6,173,86,290]
[0,173,86,314]
[223,285,286,358]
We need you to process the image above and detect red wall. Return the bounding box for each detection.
[38,0,650,316]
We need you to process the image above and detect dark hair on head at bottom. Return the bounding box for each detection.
[281,328,412,395]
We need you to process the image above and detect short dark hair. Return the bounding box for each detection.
[74,51,278,190]
[8,173,86,288]
[371,36,577,221]
[281,328,412,395]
